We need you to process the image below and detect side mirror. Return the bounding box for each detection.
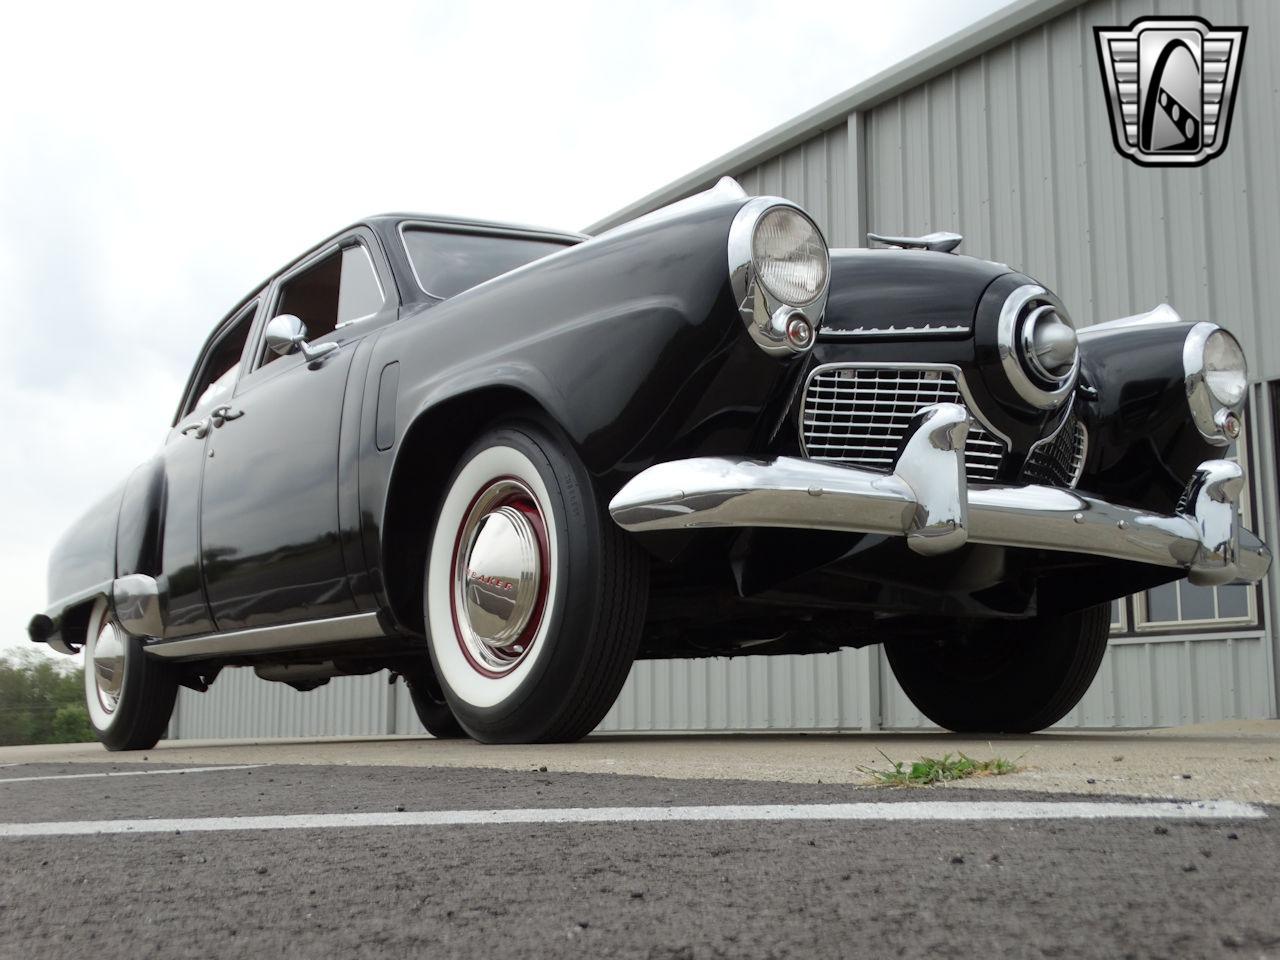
[264,314,338,362]
[265,314,307,356]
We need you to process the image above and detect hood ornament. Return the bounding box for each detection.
[867,231,963,254]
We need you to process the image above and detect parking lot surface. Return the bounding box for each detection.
[1,726,1278,959]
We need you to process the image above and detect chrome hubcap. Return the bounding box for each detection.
[92,621,126,714]
[453,479,548,674]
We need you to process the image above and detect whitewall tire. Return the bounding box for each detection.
[83,597,178,751]
[425,422,647,743]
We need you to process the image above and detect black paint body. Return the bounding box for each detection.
[38,195,1227,669]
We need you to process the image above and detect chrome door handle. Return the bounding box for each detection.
[210,405,244,428]
[180,418,211,439]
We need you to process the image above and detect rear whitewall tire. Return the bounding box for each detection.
[83,596,178,752]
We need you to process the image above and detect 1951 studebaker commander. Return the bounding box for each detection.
[29,177,1270,749]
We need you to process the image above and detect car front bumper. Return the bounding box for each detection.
[608,403,1271,587]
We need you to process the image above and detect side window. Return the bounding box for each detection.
[184,300,257,418]
[261,244,384,367]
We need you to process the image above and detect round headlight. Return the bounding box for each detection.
[1203,329,1247,406]
[1184,323,1248,445]
[751,207,829,307]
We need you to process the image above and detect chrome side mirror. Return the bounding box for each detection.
[264,314,338,362]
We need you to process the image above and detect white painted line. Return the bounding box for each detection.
[0,764,263,785]
[0,800,1264,838]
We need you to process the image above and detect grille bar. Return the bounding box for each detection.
[1022,412,1087,489]
[801,366,1006,482]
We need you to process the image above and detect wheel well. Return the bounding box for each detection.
[381,386,552,635]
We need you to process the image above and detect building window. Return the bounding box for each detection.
[1109,597,1127,633]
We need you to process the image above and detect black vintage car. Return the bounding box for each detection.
[29,178,1270,749]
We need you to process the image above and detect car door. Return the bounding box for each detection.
[158,296,262,637]
[199,230,396,631]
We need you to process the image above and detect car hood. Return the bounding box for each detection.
[819,248,1012,338]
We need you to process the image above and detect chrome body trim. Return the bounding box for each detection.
[1077,303,1183,338]
[727,196,830,357]
[144,612,390,661]
[112,574,164,639]
[1182,321,1244,447]
[997,284,1079,410]
[820,323,969,338]
[609,451,1270,586]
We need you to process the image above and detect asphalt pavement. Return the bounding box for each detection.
[1,755,1277,959]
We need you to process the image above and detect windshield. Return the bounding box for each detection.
[402,227,574,299]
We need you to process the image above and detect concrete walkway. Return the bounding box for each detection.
[3,719,1278,803]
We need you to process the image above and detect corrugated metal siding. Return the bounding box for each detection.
[172,632,1271,739]
[863,0,1280,378]
[736,122,854,246]
[168,0,1279,741]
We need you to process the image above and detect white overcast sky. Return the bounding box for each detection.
[0,0,1012,657]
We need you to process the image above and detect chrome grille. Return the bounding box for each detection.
[1022,412,1087,488]
[801,366,1007,482]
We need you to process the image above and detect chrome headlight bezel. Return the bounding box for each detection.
[728,197,830,357]
[1184,322,1247,446]
[997,284,1079,410]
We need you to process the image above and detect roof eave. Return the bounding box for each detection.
[584,0,1085,234]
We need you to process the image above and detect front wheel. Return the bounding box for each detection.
[83,597,179,751]
[885,603,1110,733]
[404,666,466,739]
[425,421,647,744]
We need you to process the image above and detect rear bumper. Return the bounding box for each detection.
[608,403,1271,587]
[28,573,163,656]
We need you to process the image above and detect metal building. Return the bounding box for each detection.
[172,0,1280,739]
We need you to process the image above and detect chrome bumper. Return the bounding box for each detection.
[609,403,1271,586]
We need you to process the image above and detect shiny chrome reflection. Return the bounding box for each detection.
[453,480,547,674]
[997,285,1078,410]
[892,403,970,556]
[1182,321,1246,446]
[609,452,1271,586]
[91,620,126,715]
[264,314,339,362]
[727,197,830,357]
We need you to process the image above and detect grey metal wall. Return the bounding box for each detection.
[170,0,1280,740]
[172,626,1274,739]
[860,0,1279,378]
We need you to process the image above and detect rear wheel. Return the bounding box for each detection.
[425,421,647,744]
[83,597,179,751]
[885,603,1109,733]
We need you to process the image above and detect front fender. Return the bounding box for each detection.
[1076,316,1226,512]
